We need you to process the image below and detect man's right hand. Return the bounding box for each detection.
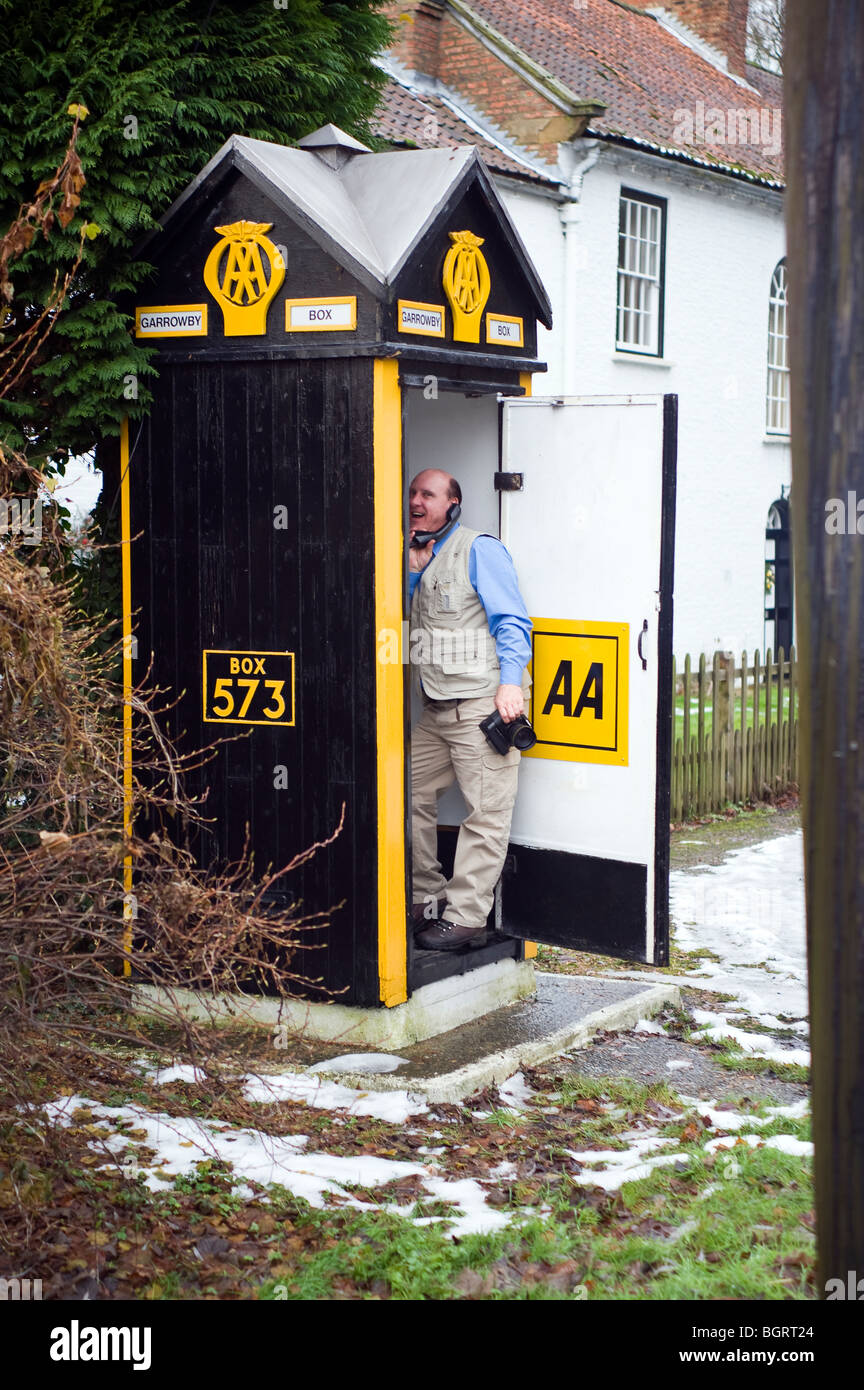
[408,536,435,572]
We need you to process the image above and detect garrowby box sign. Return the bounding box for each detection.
[135,305,208,336]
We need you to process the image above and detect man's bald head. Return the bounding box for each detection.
[410,469,461,502]
[408,469,462,539]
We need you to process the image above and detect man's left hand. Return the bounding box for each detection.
[495,683,524,723]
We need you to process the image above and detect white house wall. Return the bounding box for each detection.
[497,148,792,662]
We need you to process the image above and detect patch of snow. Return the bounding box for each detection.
[151,1064,207,1086]
[670,831,807,1025]
[42,1095,312,1192]
[666,1059,692,1071]
[562,1131,689,1191]
[749,1013,810,1036]
[689,1016,810,1067]
[684,1097,809,1132]
[764,1134,813,1157]
[496,1072,536,1110]
[241,1071,428,1122]
[705,1133,813,1157]
[421,1176,512,1237]
[307,1053,409,1075]
[764,1099,809,1121]
[634,1018,668,1035]
[687,1102,769,1131]
[38,1094,525,1239]
[566,1135,677,1165]
[570,1153,684,1192]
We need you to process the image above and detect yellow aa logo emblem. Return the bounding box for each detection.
[203,221,286,336]
[442,230,491,342]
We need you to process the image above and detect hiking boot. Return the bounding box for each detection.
[411,899,446,935]
[415,919,488,952]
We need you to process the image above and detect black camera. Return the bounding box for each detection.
[479,710,537,755]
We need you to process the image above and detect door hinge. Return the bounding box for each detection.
[494,472,523,491]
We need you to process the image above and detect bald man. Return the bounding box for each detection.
[408,468,532,951]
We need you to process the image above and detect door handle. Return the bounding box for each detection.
[637,619,648,670]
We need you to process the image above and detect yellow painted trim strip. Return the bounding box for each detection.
[517,371,535,958]
[373,358,407,1006]
[120,417,133,975]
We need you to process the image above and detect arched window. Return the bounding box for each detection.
[766,259,789,434]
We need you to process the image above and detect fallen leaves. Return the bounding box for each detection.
[453,1255,585,1298]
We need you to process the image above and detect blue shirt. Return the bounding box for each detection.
[408,524,532,685]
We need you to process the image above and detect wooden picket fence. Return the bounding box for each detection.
[670,648,799,822]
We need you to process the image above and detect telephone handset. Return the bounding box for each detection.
[410,502,462,548]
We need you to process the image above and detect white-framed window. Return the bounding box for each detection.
[766,259,789,434]
[616,188,666,356]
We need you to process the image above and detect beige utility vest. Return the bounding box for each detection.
[410,525,531,701]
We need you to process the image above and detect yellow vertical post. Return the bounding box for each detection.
[120,418,133,975]
[518,372,539,960]
[373,359,407,1005]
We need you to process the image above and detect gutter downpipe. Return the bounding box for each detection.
[559,140,601,393]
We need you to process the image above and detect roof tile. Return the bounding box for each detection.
[372,76,558,184]
[465,0,783,181]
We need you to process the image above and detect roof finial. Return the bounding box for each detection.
[296,123,372,171]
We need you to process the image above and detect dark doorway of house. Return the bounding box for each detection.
[765,495,794,655]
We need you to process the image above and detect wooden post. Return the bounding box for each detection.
[772,642,777,795]
[753,648,761,801]
[697,652,706,816]
[737,650,747,804]
[713,650,735,804]
[711,651,721,810]
[777,648,787,789]
[683,651,691,818]
[786,0,864,1291]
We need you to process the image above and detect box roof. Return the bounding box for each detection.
[141,128,552,326]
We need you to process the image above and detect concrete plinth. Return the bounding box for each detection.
[133,956,537,1049]
[301,973,681,1102]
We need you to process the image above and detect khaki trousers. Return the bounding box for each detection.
[410,694,521,930]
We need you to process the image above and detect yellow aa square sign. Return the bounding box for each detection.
[524,619,629,765]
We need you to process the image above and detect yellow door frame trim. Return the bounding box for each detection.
[373,359,408,1005]
[120,418,134,975]
[516,373,538,960]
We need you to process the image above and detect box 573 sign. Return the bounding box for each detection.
[203,650,295,726]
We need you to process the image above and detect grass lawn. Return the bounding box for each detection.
[674,684,794,744]
[2,1048,815,1301]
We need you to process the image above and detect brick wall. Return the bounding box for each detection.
[383,0,447,80]
[626,0,749,76]
[384,0,580,164]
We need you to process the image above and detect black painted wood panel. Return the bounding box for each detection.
[130,357,379,1004]
[501,846,649,960]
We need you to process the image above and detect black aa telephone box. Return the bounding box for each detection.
[125,125,678,1031]
[124,125,557,1017]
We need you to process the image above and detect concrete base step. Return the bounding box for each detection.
[301,973,680,1103]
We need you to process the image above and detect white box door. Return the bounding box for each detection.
[499,394,677,965]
